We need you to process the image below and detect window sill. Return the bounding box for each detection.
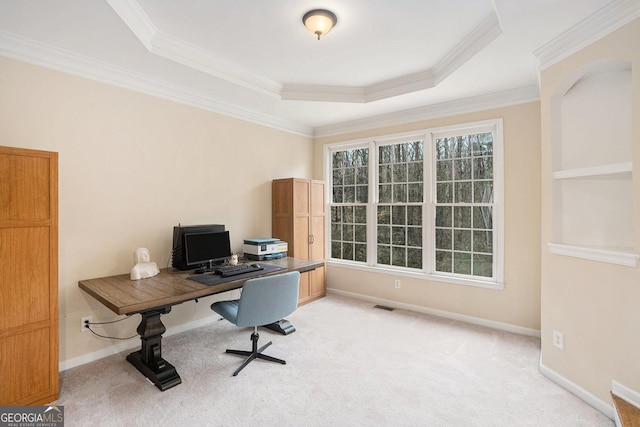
[326,260,505,291]
[548,243,639,267]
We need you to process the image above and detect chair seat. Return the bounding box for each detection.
[211,299,240,324]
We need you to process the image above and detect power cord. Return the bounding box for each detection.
[85,315,139,340]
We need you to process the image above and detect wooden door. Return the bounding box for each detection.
[0,146,58,405]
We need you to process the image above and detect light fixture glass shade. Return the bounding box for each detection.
[302,9,337,40]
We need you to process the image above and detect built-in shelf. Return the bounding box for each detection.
[548,243,639,267]
[552,162,632,180]
[551,62,634,262]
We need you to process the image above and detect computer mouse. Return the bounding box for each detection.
[251,263,260,268]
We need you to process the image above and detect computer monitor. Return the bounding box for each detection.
[171,224,225,270]
[184,231,232,268]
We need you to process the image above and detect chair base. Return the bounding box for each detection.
[225,328,286,376]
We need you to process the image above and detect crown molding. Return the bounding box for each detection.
[0,28,537,140]
[105,0,156,50]
[280,85,366,103]
[149,31,283,98]
[313,85,540,138]
[280,70,439,103]
[0,30,313,137]
[432,11,503,85]
[534,0,640,70]
[282,11,502,103]
[365,70,437,102]
[106,0,282,98]
[109,0,501,103]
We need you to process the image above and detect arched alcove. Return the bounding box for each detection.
[548,59,637,266]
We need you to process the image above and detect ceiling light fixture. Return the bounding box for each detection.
[302,9,337,40]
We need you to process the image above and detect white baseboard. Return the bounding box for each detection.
[538,360,614,420]
[612,380,640,405]
[59,315,220,372]
[58,338,138,372]
[327,288,541,337]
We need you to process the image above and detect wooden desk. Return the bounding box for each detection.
[79,257,324,390]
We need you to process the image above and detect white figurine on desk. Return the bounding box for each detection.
[229,253,239,266]
[130,247,160,280]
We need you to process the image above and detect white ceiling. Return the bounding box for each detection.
[0,0,638,137]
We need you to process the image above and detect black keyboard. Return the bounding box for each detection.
[215,263,263,277]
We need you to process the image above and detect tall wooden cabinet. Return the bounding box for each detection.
[0,146,58,405]
[272,178,326,305]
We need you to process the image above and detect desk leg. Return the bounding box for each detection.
[126,307,182,391]
[264,319,296,335]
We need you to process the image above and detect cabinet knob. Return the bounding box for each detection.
[309,235,314,244]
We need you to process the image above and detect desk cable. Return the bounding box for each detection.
[85,315,139,340]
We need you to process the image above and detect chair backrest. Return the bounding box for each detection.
[235,271,300,327]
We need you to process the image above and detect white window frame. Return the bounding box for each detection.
[372,133,428,270]
[324,119,504,290]
[326,139,371,265]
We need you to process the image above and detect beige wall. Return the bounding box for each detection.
[540,19,640,404]
[3,15,635,408]
[0,57,314,363]
[314,102,542,332]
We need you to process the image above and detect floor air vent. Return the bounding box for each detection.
[374,305,395,311]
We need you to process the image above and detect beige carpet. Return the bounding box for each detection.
[54,294,613,426]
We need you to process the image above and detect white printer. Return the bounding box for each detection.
[243,238,288,260]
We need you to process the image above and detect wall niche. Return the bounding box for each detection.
[549,59,637,266]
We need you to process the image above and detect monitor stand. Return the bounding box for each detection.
[194,259,219,274]
[263,319,296,335]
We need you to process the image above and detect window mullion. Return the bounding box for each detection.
[425,133,435,274]
[368,140,377,266]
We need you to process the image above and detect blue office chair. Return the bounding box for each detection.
[210,271,300,376]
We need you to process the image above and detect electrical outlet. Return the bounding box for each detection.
[394,280,401,289]
[553,330,564,350]
[81,316,93,333]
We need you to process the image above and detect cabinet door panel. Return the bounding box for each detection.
[0,153,51,221]
[0,328,51,404]
[0,227,51,330]
[298,272,311,302]
[294,179,310,215]
[311,180,325,216]
[272,180,292,216]
[293,216,310,259]
[273,217,293,253]
[310,267,326,298]
[310,216,325,261]
[310,180,325,261]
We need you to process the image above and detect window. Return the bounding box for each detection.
[326,120,503,289]
[433,132,494,278]
[330,147,369,262]
[377,140,424,269]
